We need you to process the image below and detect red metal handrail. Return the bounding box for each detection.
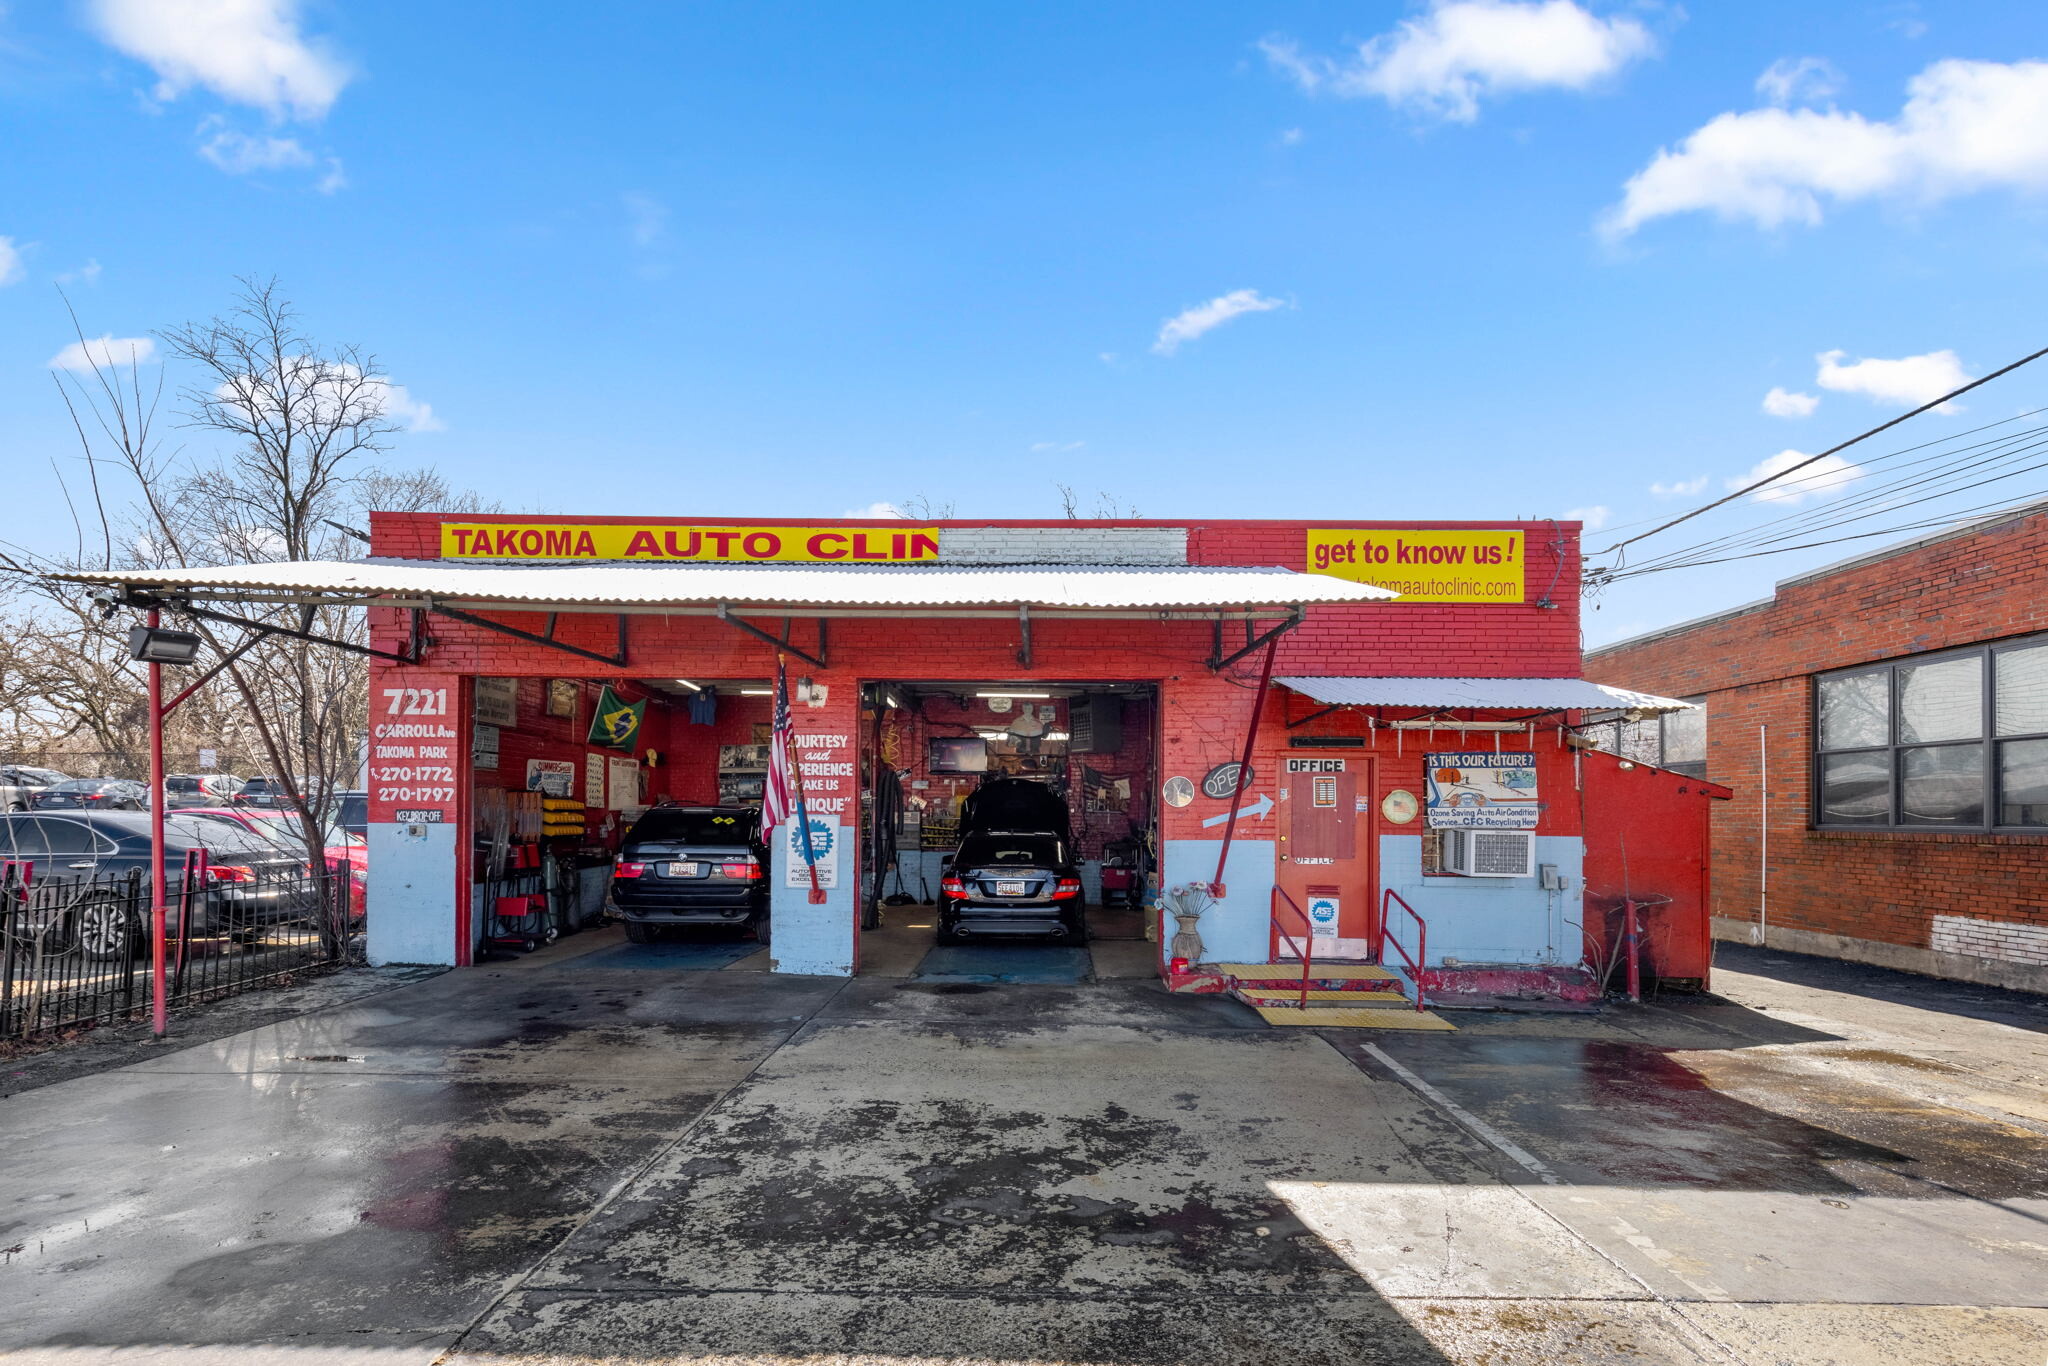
[1268,886,1315,1009]
[1379,889,1428,1013]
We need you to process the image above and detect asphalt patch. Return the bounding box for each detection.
[914,945,1091,984]
[560,939,765,971]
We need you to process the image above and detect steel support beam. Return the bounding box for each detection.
[1016,604,1033,669]
[1210,606,1301,671]
[430,604,629,668]
[718,604,826,668]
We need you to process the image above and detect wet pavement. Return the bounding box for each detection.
[0,930,2044,1364]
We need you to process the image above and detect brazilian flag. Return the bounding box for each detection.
[587,686,645,751]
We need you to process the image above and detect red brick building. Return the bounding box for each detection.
[81,512,1717,1006]
[1586,501,2048,993]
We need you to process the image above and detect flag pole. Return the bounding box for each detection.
[781,653,829,905]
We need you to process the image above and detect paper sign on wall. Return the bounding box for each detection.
[527,759,576,797]
[784,817,840,889]
[584,752,607,808]
[608,755,640,810]
[1425,752,1540,829]
[1306,894,1340,940]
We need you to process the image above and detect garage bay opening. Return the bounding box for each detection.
[857,682,1158,981]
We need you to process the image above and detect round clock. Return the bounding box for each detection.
[1163,775,1196,808]
[1380,789,1420,825]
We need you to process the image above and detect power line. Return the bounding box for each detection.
[1599,341,2048,558]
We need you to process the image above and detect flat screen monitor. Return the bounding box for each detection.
[928,736,989,774]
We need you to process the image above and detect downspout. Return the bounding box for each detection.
[1755,723,1768,946]
[1210,634,1280,897]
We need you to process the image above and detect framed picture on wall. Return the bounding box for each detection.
[475,677,518,727]
[751,722,771,746]
[545,679,579,719]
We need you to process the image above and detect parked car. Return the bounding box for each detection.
[236,776,325,810]
[938,829,1085,945]
[0,765,70,812]
[0,811,318,959]
[29,778,147,811]
[178,806,367,916]
[939,778,1083,945]
[163,773,245,809]
[330,790,367,838]
[610,805,769,945]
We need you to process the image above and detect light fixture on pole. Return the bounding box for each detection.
[128,618,200,1041]
[127,626,202,665]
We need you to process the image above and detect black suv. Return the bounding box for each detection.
[939,778,1084,945]
[610,806,770,945]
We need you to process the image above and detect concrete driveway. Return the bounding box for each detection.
[2,931,2045,1365]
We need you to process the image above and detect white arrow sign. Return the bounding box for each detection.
[1202,792,1274,827]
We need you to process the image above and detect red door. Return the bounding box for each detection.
[1276,756,1376,959]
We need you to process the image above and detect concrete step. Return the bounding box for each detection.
[1249,1004,1456,1031]
[1210,962,1398,982]
[1232,987,1406,1004]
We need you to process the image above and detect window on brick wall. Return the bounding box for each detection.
[1581,699,1707,777]
[1813,635,2048,832]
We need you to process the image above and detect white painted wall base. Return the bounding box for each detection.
[366,821,459,966]
[1712,915,2048,996]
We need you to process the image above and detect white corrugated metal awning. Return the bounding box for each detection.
[60,559,1396,616]
[1277,676,1694,712]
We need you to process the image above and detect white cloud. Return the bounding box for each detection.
[842,502,906,519]
[316,158,347,194]
[1562,504,1610,529]
[57,259,103,285]
[1756,57,1843,107]
[1762,386,1820,418]
[199,123,315,173]
[1280,127,1305,146]
[623,192,668,248]
[49,335,158,371]
[1605,59,2048,236]
[1731,448,1865,504]
[1816,347,1970,409]
[1649,476,1709,498]
[1152,289,1288,356]
[0,236,22,286]
[374,379,442,432]
[1261,1,1655,123]
[88,0,350,119]
[1030,440,1085,454]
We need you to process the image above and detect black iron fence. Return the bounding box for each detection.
[1,857,356,1041]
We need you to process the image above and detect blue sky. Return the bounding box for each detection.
[4,1,2047,647]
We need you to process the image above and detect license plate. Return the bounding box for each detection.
[665,861,700,878]
[996,879,1027,896]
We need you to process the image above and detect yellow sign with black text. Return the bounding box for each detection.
[1306,529,1524,604]
[440,523,942,562]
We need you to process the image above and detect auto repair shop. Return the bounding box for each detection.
[74,514,1719,1004]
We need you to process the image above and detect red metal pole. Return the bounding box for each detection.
[147,607,169,1039]
[1624,898,1642,1004]
[1210,634,1279,897]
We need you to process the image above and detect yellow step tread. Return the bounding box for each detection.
[1234,988,1406,1002]
[1251,1005,1456,1031]
[1213,963,1397,982]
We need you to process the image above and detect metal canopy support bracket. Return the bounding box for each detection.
[1016,604,1033,669]
[1209,632,1281,900]
[1210,606,1301,671]
[718,603,826,669]
[430,603,629,668]
[146,596,418,664]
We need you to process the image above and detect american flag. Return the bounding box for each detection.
[762,657,796,832]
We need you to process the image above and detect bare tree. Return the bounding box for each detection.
[1054,483,1139,519]
[6,279,493,957]
[898,493,955,520]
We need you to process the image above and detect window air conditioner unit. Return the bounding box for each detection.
[1442,828,1535,878]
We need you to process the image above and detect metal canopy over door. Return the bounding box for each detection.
[1276,756,1376,958]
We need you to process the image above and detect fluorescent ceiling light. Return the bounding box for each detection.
[739,688,773,696]
[976,691,1051,699]
[1044,731,1070,741]
[672,679,702,692]
[976,730,1010,740]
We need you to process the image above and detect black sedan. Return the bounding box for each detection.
[0,811,318,960]
[610,805,770,945]
[29,778,147,811]
[939,829,1085,945]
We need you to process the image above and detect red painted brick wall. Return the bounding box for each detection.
[1585,505,2048,956]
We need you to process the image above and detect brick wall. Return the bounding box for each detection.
[1585,504,2048,989]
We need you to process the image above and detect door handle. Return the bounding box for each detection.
[68,861,95,869]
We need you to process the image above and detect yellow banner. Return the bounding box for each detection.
[1307,529,1525,603]
[440,523,942,562]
